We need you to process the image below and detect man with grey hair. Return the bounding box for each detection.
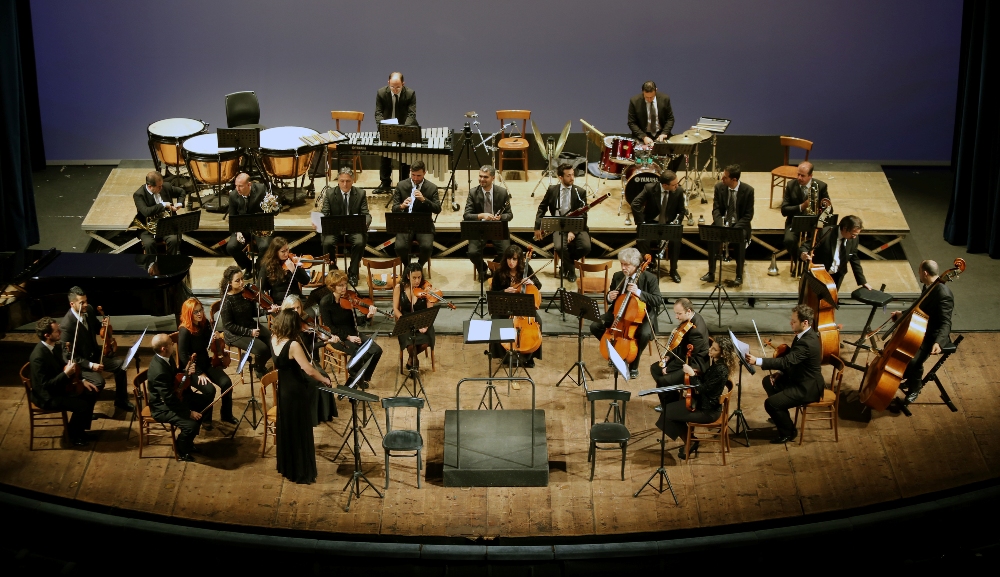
[891,259,954,402]
[463,165,513,278]
[375,71,417,190]
[148,333,215,461]
[589,247,662,378]
[227,172,272,276]
[317,167,372,286]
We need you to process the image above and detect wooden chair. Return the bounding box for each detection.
[322,343,350,384]
[131,369,179,459]
[381,396,425,489]
[794,356,844,444]
[473,258,502,283]
[496,110,531,177]
[587,389,631,481]
[770,136,813,208]
[363,257,401,306]
[210,300,253,381]
[576,260,613,313]
[397,343,436,375]
[19,363,69,450]
[329,111,364,176]
[304,254,333,289]
[684,380,734,465]
[259,370,279,456]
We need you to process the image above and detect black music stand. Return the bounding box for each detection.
[321,215,367,275]
[637,223,682,280]
[391,306,440,409]
[319,378,383,512]
[556,291,601,391]
[378,123,421,144]
[697,225,742,326]
[462,318,515,410]
[230,213,274,276]
[156,210,202,242]
[460,220,510,319]
[384,212,434,267]
[218,127,260,149]
[332,358,378,461]
[728,330,755,448]
[540,216,586,320]
[634,382,679,503]
[486,292,538,384]
[789,215,819,277]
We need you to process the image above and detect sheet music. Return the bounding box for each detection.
[499,327,516,341]
[607,345,630,381]
[237,339,254,374]
[728,330,750,358]
[310,211,324,233]
[468,320,492,341]
[380,118,399,125]
[348,332,378,370]
[123,327,147,367]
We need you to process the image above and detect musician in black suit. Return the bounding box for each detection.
[798,215,871,291]
[147,333,215,461]
[375,71,417,189]
[895,260,955,402]
[390,160,441,269]
[589,248,663,379]
[59,286,133,411]
[650,299,711,390]
[318,167,372,286]
[627,81,674,145]
[745,304,825,444]
[463,165,513,279]
[29,317,99,446]
[533,163,592,282]
[780,162,831,256]
[703,164,754,286]
[631,169,685,283]
[226,173,273,275]
[133,171,182,255]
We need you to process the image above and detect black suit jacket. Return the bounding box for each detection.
[133,183,183,223]
[29,341,69,408]
[375,86,417,125]
[463,185,513,222]
[781,179,830,229]
[605,270,663,332]
[631,182,685,226]
[663,312,711,375]
[760,328,825,403]
[711,181,754,236]
[59,306,102,365]
[321,186,373,230]
[919,283,954,349]
[228,181,267,217]
[535,184,588,230]
[799,227,866,288]
[148,355,187,420]
[391,178,442,224]
[627,92,674,140]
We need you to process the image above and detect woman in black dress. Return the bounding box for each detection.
[177,297,236,427]
[656,335,738,459]
[258,236,311,311]
[270,309,332,484]
[319,270,384,386]
[281,294,338,422]
[391,263,436,369]
[218,265,272,380]
[490,244,543,367]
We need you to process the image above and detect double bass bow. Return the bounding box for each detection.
[599,254,652,363]
[798,202,841,362]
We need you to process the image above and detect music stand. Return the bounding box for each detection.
[462,318,515,410]
[697,225,742,326]
[637,223,683,280]
[540,216,585,320]
[391,306,440,409]
[156,210,202,250]
[727,329,755,448]
[556,291,601,391]
[229,213,274,276]
[217,127,260,149]
[789,215,819,277]
[319,380,382,512]
[378,123,421,144]
[384,212,434,266]
[332,358,379,461]
[486,292,538,383]
[460,220,510,319]
[321,215,368,275]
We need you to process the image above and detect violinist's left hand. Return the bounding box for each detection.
[82,380,99,393]
[268,304,280,314]
[419,327,428,334]
[627,282,641,297]
[348,335,362,344]
[187,364,197,376]
[367,306,377,319]
[931,342,942,355]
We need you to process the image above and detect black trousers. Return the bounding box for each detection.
[321,232,367,278]
[762,374,813,437]
[553,231,592,273]
[590,314,652,371]
[637,237,681,273]
[783,227,800,257]
[331,340,383,383]
[201,366,234,420]
[80,354,129,405]
[395,232,434,267]
[656,398,721,441]
[155,381,215,455]
[903,340,935,386]
[139,231,180,255]
[226,329,272,374]
[45,390,99,439]
[706,222,747,278]
[380,157,409,187]
[468,238,510,277]
[226,233,272,272]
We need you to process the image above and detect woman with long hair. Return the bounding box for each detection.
[281,294,338,422]
[218,265,271,379]
[258,236,310,311]
[177,298,235,427]
[490,244,543,367]
[391,263,435,369]
[319,270,383,386]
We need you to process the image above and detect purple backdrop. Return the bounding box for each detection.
[30,0,962,162]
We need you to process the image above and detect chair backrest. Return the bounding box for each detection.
[587,389,630,425]
[363,257,401,300]
[133,369,149,411]
[497,110,530,138]
[576,260,613,304]
[779,136,813,165]
[260,370,279,414]
[331,110,364,133]
[225,91,261,128]
[381,396,424,434]
[168,331,181,366]
[19,362,32,400]
[827,356,845,396]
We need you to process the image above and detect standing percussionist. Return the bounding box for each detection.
[133,171,183,255]
[464,166,513,279]
[780,162,830,258]
[226,173,272,277]
[798,215,871,291]
[29,317,99,447]
[590,248,662,379]
[318,168,371,287]
[702,164,754,286]
[745,304,824,444]
[148,333,216,461]
[391,160,441,269]
[631,169,685,283]
[533,163,592,282]
[375,71,417,190]
[894,260,954,402]
[627,81,674,146]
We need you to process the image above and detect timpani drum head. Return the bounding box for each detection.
[148,118,206,139]
[259,126,320,152]
[182,133,236,156]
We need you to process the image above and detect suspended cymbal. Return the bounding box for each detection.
[530,119,549,160]
[553,121,572,158]
[667,131,709,145]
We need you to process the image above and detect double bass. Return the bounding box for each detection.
[599,254,652,364]
[859,258,965,411]
[798,201,840,362]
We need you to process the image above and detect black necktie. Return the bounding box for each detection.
[727,189,737,223]
[342,192,349,215]
[484,190,493,215]
[647,101,655,134]
[392,93,398,119]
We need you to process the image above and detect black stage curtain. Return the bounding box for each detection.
[0,0,43,251]
[944,0,1000,258]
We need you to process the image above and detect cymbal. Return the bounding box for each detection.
[554,121,571,158]
[667,131,709,145]
[530,119,549,159]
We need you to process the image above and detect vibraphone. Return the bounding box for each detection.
[337,127,453,178]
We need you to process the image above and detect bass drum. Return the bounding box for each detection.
[623,164,661,206]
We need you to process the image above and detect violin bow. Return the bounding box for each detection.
[511,259,554,290]
[207,284,229,356]
[282,259,300,304]
[751,319,776,381]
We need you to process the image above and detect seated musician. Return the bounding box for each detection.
[282,294,338,422]
[218,266,272,380]
[59,286,133,411]
[318,271,384,387]
[627,81,674,146]
[463,165,513,280]
[533,163,592,282]
[798,215,872,291]
[29,317,99,447]
[258,236,311,311]
[177,297,236,427]
[744,304,825,444]
[132,171,182,255]
[148,333,216,462]
[317,167,371,287]
[391,263,436,369]
[490,245,543,368]
[893,260,954,402]
[631,169,685,283]
[226,173,272,277]
[650,298,710,393]
[657,336,739,460]
[391,160,441,269]
[781,162,830,258]
[589,247,663,379]
[375,71,417,190]
[703,164,754,287]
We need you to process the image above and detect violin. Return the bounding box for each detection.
[340,290,395,319]
[96,305,117,362]
[682,344,696,412]
[241,283,276,309]
[63,341,85,395]
[174,352,197,400]
[799,202,842,363]
[763,338,791,358]
[209,332,231,368]
[413,282,457,310]
[504,248,542,355]
[599,254,653,363]
[285,252,330,272]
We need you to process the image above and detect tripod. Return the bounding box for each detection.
[444,122,483,211]
[633,413,679,503]
[230,342,262,437]
[334,386,383,512]
[556,291,601,391]
[728,351,753,447]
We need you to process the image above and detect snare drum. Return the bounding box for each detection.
[607,136,636,165]
[182,133,243,187]
[259,126,321,180]
[599,136,625,175]
[148,118,206,170]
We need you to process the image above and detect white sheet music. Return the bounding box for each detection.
[468,320,492,341]
[728,330,750,358]
[607,345,630,381]
[380,118,399,125]
[123,327,147,367]
[310,211,324,233]
[499,327,516,341]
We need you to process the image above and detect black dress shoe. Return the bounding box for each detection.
[221,415,239,425]
[115,400,135,412]
[653,405,663,413]
[679,440,699,460]
[669,271,681,283]
[700,272,715,283]
[348,275,359,287]
[630,368,640,379]
[733,276,743,287]
[905,387,923,404]
[177,453,195,462]
[358,380,370,390]
[770,434,796,444]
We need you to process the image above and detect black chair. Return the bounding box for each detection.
[225,91,266,130]
[381,396,424,489]
[587,389,631,481]
[897,335,963,415]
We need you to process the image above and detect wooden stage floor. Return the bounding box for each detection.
[1,331,995,539]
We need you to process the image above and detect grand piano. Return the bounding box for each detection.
[0,248,193,338]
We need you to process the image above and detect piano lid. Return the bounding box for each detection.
[30,252,192,282]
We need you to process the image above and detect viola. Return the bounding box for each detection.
[96,305,117,361]
[600,254,653,363]
[504,248,542,355]
[174,352,197,400]
[682,344,696,412]
[413,283,457,310]
[285,252,330,272]
[209,332,230,368]
[63,341,85,395]
[241,283,276,309]
[799,204,842,362]
[340,290,395,319]
[763,338,791,358]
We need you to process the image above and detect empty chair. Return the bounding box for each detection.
[381,396,425,489]
[587,389,631,480]
[225,91,266,130]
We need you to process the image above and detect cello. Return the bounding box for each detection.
[798,201,840,362]
[859,258,965,411]
[502,248,544,356]
[599,254,652,363]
